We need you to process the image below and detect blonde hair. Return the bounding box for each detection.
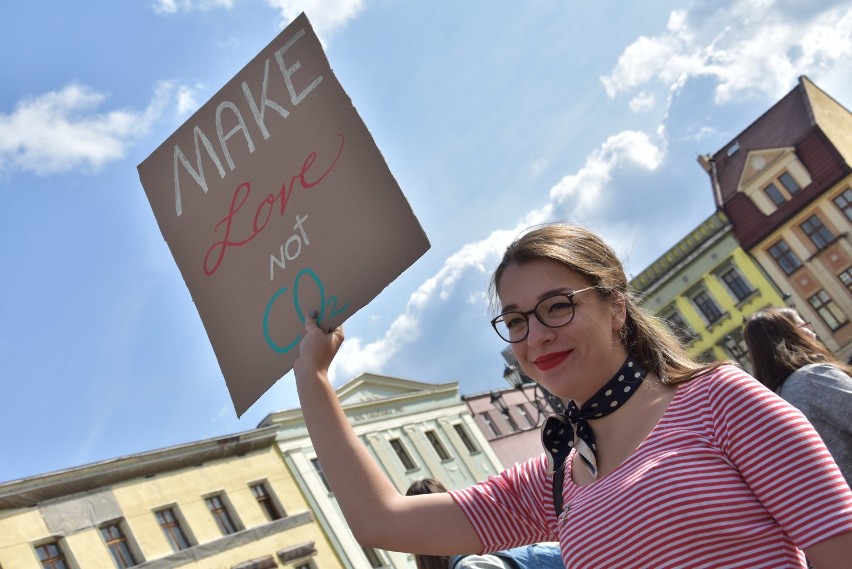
[489,223,717,385]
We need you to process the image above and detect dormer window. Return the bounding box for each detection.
[737,149,811,215]
[778,171,801,195]
[764,183,786,206]
[762,171,802,207]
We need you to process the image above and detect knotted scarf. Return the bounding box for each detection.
[541,355,648,478]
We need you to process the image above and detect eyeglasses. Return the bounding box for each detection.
[491,287,597,343]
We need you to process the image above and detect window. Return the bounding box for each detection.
[762,171,801,207]
[425,430,451,461]
[453,424,478,453]
[778,171,801,195]
[808,290,848,330]
[726,141,740,156]
[764,182,786,206]
[205,493,240,535]
[35,541,69,569]
[516,404,536,428]
[389,438,417,470]
[664,311,697,343]
[720,268,752,302]
[692,290,724,324]
[481,412,501,437]
[311,458,332,493]
[833,188,852,221]
[800,214,835,250]
[233,557,277,569]
[155,507,192,551]
[362,547,384,568]
[501,409,521,432]
[101,522,139,568]
[250,482,283,521]
[768,240,802,275]
[839,267,852,291]
[722,334,750,368]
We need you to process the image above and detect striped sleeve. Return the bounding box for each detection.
[708,366,852,548]
[449,455,556,553]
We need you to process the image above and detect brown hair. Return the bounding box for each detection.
[743,307,852,391]
[406,479,451,569]
[489,223,718,385]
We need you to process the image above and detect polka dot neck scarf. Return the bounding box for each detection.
[541,355,648,479]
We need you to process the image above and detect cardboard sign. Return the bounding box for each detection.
[138,13,430,417]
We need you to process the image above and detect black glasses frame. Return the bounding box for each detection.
[490,286,597,343]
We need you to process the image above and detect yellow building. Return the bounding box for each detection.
[701,76,852,360]
[631,211,788,366]
[0,427,343,569]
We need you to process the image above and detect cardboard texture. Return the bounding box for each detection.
[138,13,430,416]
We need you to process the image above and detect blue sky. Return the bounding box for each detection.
[2,0,851,483]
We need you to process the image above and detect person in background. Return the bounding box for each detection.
[405,478,563,569]
[744,306,852,488]
[295,222,852,568]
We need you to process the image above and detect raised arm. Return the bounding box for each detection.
[293,312,483,555]
[803,531,852,569]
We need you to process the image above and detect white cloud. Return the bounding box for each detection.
[152,0,234,14]
[530,158,549,175]
[600,10,702,98]
[629,91,657,112]
[601,1,852,105]
[332,129,666,381]
[262,0,365,38]
[0,82,174,175]
[153,0,365,41]
[333,229,515,381]
[176,83,206,117]
[547,130,665,216]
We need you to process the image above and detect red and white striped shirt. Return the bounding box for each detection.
[450,365,852,568]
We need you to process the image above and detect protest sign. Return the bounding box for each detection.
[138,13,430,416]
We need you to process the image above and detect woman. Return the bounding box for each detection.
[743,306,852,487]
[295,223,852,568]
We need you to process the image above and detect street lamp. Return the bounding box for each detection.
[502,364,527,390]
[490,391,509,415]
[489,390,521,432]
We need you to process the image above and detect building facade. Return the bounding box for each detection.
[0,427,342,569]
[631,211,788,366]
[259,373,504,569]
[463,382,546,468]
[462,349,565,468]
[700,76,852,360]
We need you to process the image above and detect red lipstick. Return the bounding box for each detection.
[534,351,570,371]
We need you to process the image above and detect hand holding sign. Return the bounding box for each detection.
[138,13,429,416]
[293,310,345,383]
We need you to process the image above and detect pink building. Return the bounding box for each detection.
[462,360,564,468]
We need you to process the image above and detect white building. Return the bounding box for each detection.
[259,373,505,569]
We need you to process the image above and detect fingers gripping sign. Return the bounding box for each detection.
[294,309,344,378]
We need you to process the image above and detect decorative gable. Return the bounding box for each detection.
[336,372,456,407]
[738,148,790,190]
[736,147,812,215]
